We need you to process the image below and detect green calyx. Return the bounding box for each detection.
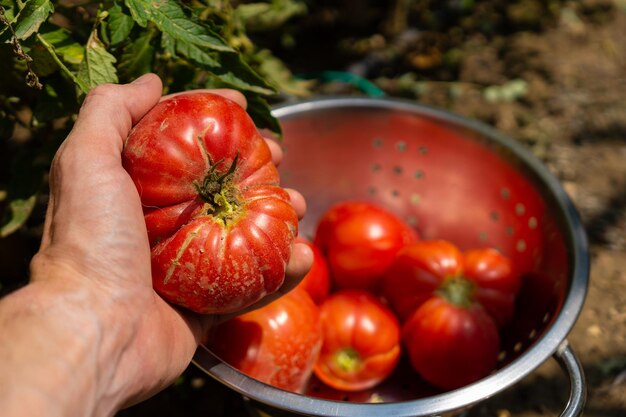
[437,276,476,308]
[194,154,241,224]
[334,348,362,373]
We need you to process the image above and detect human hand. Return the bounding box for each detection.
[22,74,311,415]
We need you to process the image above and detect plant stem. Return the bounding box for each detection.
[36,33,89,94]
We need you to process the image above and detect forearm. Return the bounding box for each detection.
[0,276,133,417]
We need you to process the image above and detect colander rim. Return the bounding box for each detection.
[194,95,589,417]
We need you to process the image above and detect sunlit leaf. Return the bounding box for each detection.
[13,0,54,40]
[108,4,134,46]
[124,0,148,27]
[126,0,232,52]
[77,29,118,91]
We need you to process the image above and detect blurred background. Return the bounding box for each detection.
[1,1,625,416]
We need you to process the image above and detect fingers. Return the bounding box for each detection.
[283,241,314,291]
[70,73,163,152]
[264,138,283,166]
[286,188,306,220]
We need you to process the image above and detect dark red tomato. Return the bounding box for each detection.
[122,93,298,314]
[383,240,521,327]
[402,297,500,390]
[314,201,418,292]
[314,290,401,391]
[208,288,323,393]
[295,237,331,304]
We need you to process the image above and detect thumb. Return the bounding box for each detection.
[66,73,163,158]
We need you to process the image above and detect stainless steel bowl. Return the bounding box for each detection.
[193,96,589,417]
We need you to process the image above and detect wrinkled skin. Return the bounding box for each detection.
[123,93,299,314]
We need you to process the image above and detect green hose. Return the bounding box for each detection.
[296,71,385,97]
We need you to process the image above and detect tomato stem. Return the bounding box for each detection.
[438,276,475,308]
[194,153,240,224]
[334,348,361,373]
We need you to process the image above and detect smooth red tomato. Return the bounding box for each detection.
[295,237,331,304]
[314,201,418,292]
[122,93,298,314]
[382,240,521,327]
[402,297,500,390]
[207,288,323,393]
[314,290,401,391]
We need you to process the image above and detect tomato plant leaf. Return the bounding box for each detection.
[175,41,220,67]
[0,194,37,237]
[77,28,118,91]
[13,0,54,40]
[39,26,84,65]
[244,93,282,138]
[124,0,148,27]
[108,4,134,46]
[128,0,232,52]
[209,52,275,96]
[118,31,154,80]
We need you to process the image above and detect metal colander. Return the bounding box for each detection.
[193,96,589,417]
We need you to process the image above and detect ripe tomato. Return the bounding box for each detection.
[295,237,331,304]
[402,297,500,390]
[314,290,401,391]
[382,240,521,327]
[207,288,323,393]
[314,201,418,292]
[122,93,298,314]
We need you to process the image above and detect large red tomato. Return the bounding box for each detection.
[402,297,500,390]
[207,288,323,393]
[314,201,418,292]
[314,290,401,391]
[295,237,331,304]
[382,240,521,327]
[122,93,298,314]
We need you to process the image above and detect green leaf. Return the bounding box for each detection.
[124,0,148,27]
[127,0,232,52]
[77,29,118,90]
[175,41,219,67]
[209,52,275,96]
[29,41,57,76]
[0,194,37,237]
[118,31,154,79]
[39,27,84,65]
[244,93,282,137]
[13,0,54,40]
[160,31,176,56]
[108,4,134,46]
